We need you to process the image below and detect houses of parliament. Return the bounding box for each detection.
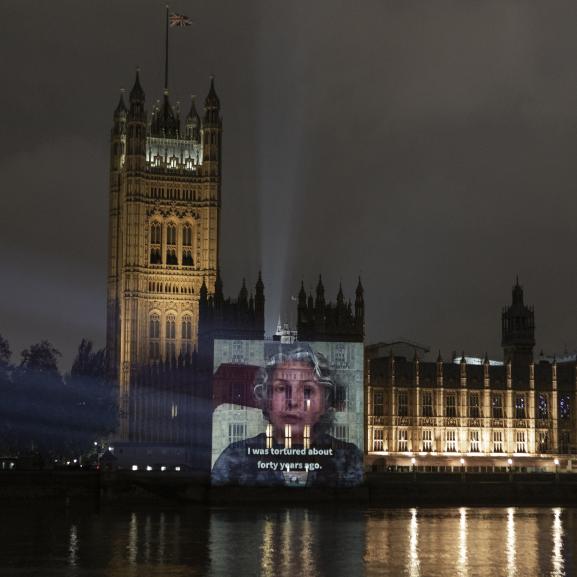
[106,67,363,446]
[107,67,573,473]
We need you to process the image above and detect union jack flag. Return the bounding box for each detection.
[169,12,192,27]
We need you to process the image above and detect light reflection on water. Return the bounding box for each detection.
[0,505,575,576]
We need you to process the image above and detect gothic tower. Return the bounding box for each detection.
[106,70,222,438]
[501,278,535,367]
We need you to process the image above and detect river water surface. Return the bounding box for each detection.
[1,505,575,576]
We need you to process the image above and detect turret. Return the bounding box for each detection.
[255,271,265,326]
[201,77,222,177]
[501,277,535,367]
[111,89,127,171]
[355,276,364,332]
[185,95,201,142]
[150,89,179,138]
[126,70,147,170]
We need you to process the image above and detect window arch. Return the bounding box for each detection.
[181,314,193,357]
[149,313,160,360]
[166,313,176,359]
[150,222,162,264]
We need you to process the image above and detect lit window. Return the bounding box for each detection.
[397,429,408,452]
[304,425,311,449]
[171,403,178,418]
[516,431,526,453]
[470,430,480,452]
[422,429,433,452]
[373,428,384,451]
[493,431,503,453]
[445,430,457,452]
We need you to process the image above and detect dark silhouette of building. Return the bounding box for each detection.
[297,276,364,343]
[502,277,535,367]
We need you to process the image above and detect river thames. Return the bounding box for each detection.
[0,505,574,576]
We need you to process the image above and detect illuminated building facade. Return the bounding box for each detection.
[107,70,221,438]
[366,281,577,472]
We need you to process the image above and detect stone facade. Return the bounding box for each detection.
[106,70,221,438]
[366,281,577,472]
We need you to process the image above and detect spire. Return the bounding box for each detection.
[437,350,443,363]
[355,276,364,301]
[256,270,264,294]
[114,89,127,117]
[129,69,145,103]
[205,76,220,109]
[483,352,489,365]
[298,281,307,304]
[151,90,179,138]
[512,276,524,305]
[214,269,223,302]
[239,278,248,304]
[337,282,344,305]
[204,76,220,125]
[186,95,201,141]
[460,351,466,364]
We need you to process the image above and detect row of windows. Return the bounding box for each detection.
[150,223,195,246]
[149,156,198,171]
[147,281,194,294]
[149,314,194,359]
[373,390,570,420]
[372,429,563,454]
[149,314,193,338]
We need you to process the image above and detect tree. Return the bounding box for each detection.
[0,333,10,368]
[20,340,61,377]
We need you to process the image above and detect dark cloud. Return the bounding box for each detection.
[1,0,577,368]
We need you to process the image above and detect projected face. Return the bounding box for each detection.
[268,360,326,443]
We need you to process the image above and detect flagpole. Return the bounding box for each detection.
[164,4,169,93]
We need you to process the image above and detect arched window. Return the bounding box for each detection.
[150,222,162,264]
[166,314,176,359]
[167,224,177,245]
[166,223,178,265]
[149,313,160,360]
[181,315,193,357]
[183,224,192,246]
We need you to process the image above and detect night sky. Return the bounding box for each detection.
[2,0,577,369]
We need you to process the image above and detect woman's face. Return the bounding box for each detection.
[267,360,326,443]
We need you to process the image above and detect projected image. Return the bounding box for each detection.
[211,340,364,487]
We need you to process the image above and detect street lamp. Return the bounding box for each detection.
[507,458,513,482]
[411,457,416,481]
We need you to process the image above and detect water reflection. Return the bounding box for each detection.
[0,505,573,576]
[552,508,564,577]
[507,507,516,577]
[458,507,467,577]
[408,508,420,577]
